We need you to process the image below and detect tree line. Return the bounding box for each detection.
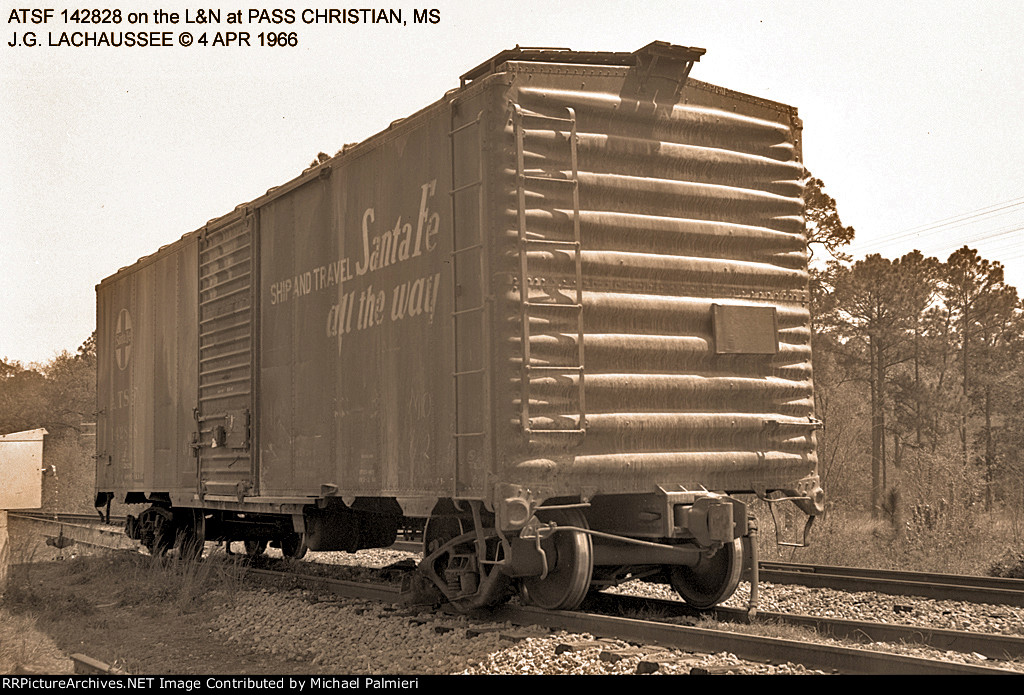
[0,334,95,437]
[806,177,1024,518]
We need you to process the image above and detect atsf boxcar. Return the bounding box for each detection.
[96,42,824,611]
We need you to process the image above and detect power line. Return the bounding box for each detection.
[868,198,1024,252]
[927,222,1022,249]
[870,195,1024,250]
[893,195,1024,235]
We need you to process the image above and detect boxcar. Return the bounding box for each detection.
[95,42,824,611]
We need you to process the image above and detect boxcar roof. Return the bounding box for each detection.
[459,40,706,85]
[98,41,799,290]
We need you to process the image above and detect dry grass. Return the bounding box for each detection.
[1,523,251,674]
[0,611,73,674]
[1,528,80,674]
[0,542,320,674]
[753,502,1024,576]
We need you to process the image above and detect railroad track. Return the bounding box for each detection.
[256,554,1024,662]
[590,592,1024,661]
[8,511,136,552]
[12,512,1024,673]
[759,561,1024,607]
[242,562,1021,675]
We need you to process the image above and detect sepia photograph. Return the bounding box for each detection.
[1,0,1022,679]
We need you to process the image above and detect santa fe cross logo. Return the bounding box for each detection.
[115,308,133,371]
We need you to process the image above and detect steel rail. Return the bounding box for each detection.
[246,567,405,604]
[762,560,1024,591]
[760,562,1024,607]
[487,604,1021,675]
[586,592,1024,661]
[10,511,126,525]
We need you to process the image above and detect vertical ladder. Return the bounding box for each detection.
[513,105,586,434]
[449,110,490,475]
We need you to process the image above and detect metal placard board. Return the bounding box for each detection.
[712,304,779,355]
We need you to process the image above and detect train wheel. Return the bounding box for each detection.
[668,538,743,609]
[140,506,174,557]
[244,540,268,557]
[520,508,593,610]
[176,513,205,562]
[280,533,307,560]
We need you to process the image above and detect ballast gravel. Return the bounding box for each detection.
[204,546,1024,675]
[209,588,823,675]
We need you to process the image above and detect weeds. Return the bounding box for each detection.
[1,535,78,674]
[1,523,253,674]
[0,612,69,674]
[751,501,1023,575]
[99,546,247,612]
[988,550,1024,579]
[166,548,247,611]
[617,602,671,623]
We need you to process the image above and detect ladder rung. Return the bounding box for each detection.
[524,428,586,435]
[521,174,578,185]
[525,365,583,372]
[521,114,576,125]
[524,302,582,310]
[449,116,483,136]
[453,431,486,438]
[522,239,579,248]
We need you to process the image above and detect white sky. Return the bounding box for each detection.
[3,0,1022,364]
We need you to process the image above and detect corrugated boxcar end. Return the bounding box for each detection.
[93,42,823,616]
[488,50,822,486]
